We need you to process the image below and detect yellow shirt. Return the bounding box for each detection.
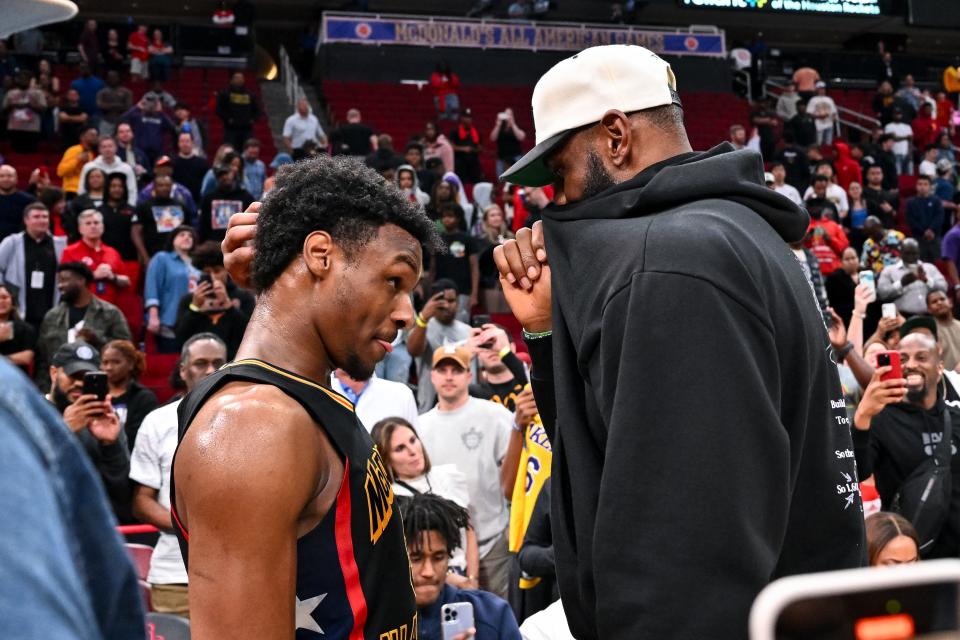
[57,144,94,194]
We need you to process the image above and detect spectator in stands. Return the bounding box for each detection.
[449,107,483,184]
[769,162,801,205]
[282,97,325,155]
[129,332,226,619]
[127,25,149,80]
[330,368,420,431]
[141,155,195,214]
[873,81,896,126]
[372,418,477,588]
[396,164,431,208]
[0,282,36,370]
[474,203,514,245]
[469,324,527,412]
[431,203,479,319]
[98,173,145,275]
[862,216,904,276]
[61,209,131,305]
[936,132,957,165]
[198,164,253,244]
[31,59,60,140]
[854,331,960,558]
[728,124,746,150]
[216,71,261,151]
[173,102,204,157]
[0,40,19,90]
[490,108,526,179]
[399,492,522,640]
[145,225,198,352]
[775,82,800,122]
[12,28,43,70]
[172,132,207,202]
[78,20,100,73]
[103,29,125,75]
[907,174,946,262]
[789,238,828,312]
[2,69,46,153]
[0,165,36,240]
[408,279,472,412]
[430,60,461,122]
[114,122,150,186]
[365,133,403,174]
[136,174,191,254]
[424,120,455,174]
[807,163,850,217]
[792,65,820,100]
[199,150,245,197]
[935,92,955,134]
[895,74,922,117]
[913,103,939,157]
[65,167,106,239]
[878,238,947,316]
[404,142,433,192]
[805,174,845,222]
[0,202,64,328]
[329,107,376,157]
[774,135,811,192]
[70,62,104,126]
[927,290,960,371]
[786,100,817,149]
[750,97,778,160]
[46,340,133,521]
[825,247,861,328]
[174,240,251,358]
[864,136,900,192]
[866,513,919,567]
[95,70,132,137]
[419,345,518,600]
[58,88,91,150]
[101,339,157,450]
[147,29,173,83]
[834,142,863,192]
[918,145,940,179]
[884,108,913,176]
[78,136,137,206]
[847,181,876,244]
[935,159,956,205]
[808,81,838,146]
[121,94,176,167]
[803,198,849,276]
[877,51,898,89]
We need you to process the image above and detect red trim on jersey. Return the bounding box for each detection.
[171,504,189,542]
[335,457,368,640]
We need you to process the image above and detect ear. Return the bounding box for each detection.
[598,110,633,170]
[302,230,336,279]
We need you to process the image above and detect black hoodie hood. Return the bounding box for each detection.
[544,143,809,244]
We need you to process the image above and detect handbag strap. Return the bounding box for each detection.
[934,406,954,467]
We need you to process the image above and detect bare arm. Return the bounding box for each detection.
[132,484,173,531]
[6,350,34,367]
[174,385,335,639]
[131,224,149,265]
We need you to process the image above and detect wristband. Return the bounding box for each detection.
[834,341,854,362]
[521,328,552,340]
[854,311,866,319]
[189,303,202,313]
[498,346,511,359]
[415,314,428,329]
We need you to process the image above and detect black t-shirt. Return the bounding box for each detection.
[434,232,476,295]
[99,202,139,261]
[333,123,374,156]
[135,196,191,255]
[68,303,87,328]
[60,105,87,148]
[172,155,209,203]
[496,127,522,161]
[0,318,37,365]
[22,232,57,326]
[750,108,776,141]
[468,352,529,411]
[199,187,254,244]
[0,191,36,239]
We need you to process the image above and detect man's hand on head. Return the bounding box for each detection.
[221,202,260,290]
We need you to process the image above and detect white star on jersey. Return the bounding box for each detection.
[295,593,328,634]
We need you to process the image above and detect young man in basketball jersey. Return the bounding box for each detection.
[171,156,440,639]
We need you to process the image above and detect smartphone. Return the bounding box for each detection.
[882,303,898,319]
[441,602,475,640]
[197,273,216,299]
[82,371,108,401]
[878,351,903,382]
[859,271,877,303]
[749,559,960,640]
[472,314,491,329]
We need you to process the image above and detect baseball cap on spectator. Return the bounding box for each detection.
[432,345,472,370]
[501,44,682,187]
[900,316,938,340]
[271,152,293,169]
[815,81,827,89]
[51,341,101,376]
[154,155,173,169]
[937,159,953,174]
[213,163,233,178]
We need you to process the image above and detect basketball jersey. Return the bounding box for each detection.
[170,359,417,639]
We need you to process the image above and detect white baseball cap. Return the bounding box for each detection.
[501,44,681,187]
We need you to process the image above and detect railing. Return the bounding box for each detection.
[278,45,305,110]
[733,69,752,103]
[763,77,880,137]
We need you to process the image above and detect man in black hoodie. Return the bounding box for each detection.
[494,44,866,639]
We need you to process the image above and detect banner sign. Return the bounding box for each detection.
[322,13,726,57]
[680,0,881,16]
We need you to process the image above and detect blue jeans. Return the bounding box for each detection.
[0,360,144,640]
[375,341,413,383]
[434,93,460,121]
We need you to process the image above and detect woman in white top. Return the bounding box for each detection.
[372,417,480,590]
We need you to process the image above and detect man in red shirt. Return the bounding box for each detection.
[61,209,130,304]
[804,199,849,275]
[912,102,939,154]
[126,25,149,80]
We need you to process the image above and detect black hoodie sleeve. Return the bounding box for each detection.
[587,271,793,640]
[525,335,556,441]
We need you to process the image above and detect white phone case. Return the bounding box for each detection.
[441,602,475,640]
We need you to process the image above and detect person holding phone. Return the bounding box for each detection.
[399,492,521,640]
[878,238,948,317]
[45,340,131,521]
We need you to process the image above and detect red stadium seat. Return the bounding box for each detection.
[126,543,153,581]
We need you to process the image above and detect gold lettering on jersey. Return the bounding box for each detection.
[379,613,418,640]
[365,446,395,544]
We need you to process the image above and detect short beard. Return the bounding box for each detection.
[52,384,73,413]
[582,151,616,201]
[341,349,375,383]
[906,387,928,405]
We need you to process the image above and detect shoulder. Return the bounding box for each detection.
[138,399,180,439]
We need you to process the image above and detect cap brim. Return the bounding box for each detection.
[62,361,98,376]
[500,129,573,187]
[432,356,468,370]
